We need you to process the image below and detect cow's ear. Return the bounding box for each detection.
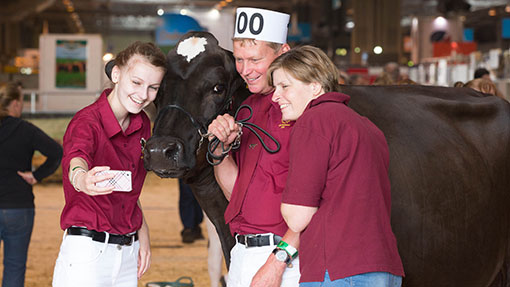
[105,59,116,81]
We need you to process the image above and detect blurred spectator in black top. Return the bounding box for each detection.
[0,82,62,287]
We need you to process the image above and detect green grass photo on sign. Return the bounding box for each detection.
[56,40,87,89]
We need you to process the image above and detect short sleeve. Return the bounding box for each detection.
[282,123,331,207]
[62,118,98,170]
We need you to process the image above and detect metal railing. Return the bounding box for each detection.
[20,89,102,116]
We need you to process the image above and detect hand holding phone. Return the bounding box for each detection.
[95,170,132,192]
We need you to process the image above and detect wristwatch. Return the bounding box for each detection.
[272,247,292,268]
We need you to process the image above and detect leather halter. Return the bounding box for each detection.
[153,97,233,154]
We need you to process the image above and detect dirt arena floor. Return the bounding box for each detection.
[0,173,225,287]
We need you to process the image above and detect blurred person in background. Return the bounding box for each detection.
[349,74,370,85]
[453,81,465,87]
[178,179,204,244]
[337,70,350,85]
[464,78,504,99]
[374,62,401,85]
[373,73,395,85]
[384,62,400,83]
[0,81,63,287]
[474,68,491,81]
[396,78,417,85]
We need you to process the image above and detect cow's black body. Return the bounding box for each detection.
[144,31,510,286]
[343,85,510,287]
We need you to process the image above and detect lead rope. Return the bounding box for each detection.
[206,104,280,166]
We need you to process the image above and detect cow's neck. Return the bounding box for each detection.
[183,165,215,189]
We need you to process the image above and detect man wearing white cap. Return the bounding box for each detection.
[207,7,300,287]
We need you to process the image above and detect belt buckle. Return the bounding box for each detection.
[245,234,266,248]
[123,235,133,246]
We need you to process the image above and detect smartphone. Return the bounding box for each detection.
[95,170,132,192]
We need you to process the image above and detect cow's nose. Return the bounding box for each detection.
[163,141,182,160]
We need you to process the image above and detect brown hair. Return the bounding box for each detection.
[233,38,283,53]
[115,41,167,72]
[397,78,417,85]
[267,45,339,93]
[464,78,498,96]
[0,82,21,120]
[453,81,465,87]
[373,73,395,85]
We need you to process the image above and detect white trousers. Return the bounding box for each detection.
[227,234,301,287]
[52,231,139,287]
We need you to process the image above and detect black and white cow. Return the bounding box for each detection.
[143,32,249,267]
[143,31,510,286]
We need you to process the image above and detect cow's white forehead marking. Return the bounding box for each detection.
[176,37,208,63]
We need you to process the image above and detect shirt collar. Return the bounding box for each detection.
[263,91,280,110]
[98,89,144,138]
[308,92,350,109]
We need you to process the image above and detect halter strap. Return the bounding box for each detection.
[153,97,234,154]
[206,104,281,166]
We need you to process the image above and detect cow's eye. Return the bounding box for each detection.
[213,84,225,94]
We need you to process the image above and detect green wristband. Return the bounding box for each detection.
[71,166,86,172]
[277,240,298,259]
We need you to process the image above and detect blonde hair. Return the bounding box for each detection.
[233,38,283,53]
[267,45,339,93]
[0,82,21,120]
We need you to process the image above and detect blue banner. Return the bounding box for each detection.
[155,14,205,47]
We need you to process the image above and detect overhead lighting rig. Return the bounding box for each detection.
[62,0,84,33]
[214,0,233,11]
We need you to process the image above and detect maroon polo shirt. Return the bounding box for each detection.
[60,89,150,235]
[224,92,294,236]
[282,92,404,282]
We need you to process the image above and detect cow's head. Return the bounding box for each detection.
[143,31,249,179]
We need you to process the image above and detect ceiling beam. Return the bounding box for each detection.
[1,0,56,21]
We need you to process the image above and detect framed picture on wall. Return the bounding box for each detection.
[40,34,102,94]
[55,40,87,89]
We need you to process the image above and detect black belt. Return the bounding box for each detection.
[236,233,282,247]
[67,227,138,246]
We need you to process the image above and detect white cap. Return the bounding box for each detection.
[234,7,290,44]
